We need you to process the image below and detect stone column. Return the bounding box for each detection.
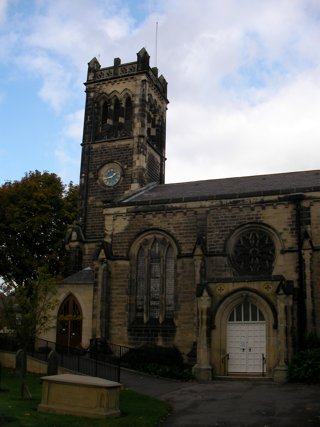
[274,289,291,383]
[193,289,212,381]
[302,245,314,334]
[92,255,106,340]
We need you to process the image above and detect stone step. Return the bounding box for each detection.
[215,375,273,382]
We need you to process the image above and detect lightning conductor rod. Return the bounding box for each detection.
[155,21,158,68]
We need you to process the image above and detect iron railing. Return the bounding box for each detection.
[262,353,266,377]
[222,353,229,376]
[0,334,129,382]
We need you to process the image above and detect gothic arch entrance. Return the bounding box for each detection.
[227,301,266,373]
[56,294,83,349]
[211,290,276,377]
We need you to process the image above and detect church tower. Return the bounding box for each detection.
[71,48,168,268]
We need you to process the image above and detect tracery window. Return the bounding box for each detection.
[229,226,276,276]
[56,294,82,348]
[133,235,176,322]
[97,94,133,139]
[229,301,265,322]
[136,247,145,319]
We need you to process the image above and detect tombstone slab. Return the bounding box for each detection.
[38,374,121,418]
[47,350,59,376]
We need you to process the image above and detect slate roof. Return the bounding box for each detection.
[60,267,94,285]
[120,170,320,206]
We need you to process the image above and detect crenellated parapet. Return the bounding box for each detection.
[86,48,168,99]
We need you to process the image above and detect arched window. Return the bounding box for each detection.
[150,240,161,319]
[228,301,265,322]
[113,98,121,123]
[228,226,276,276]
[133,234,176,323]
[101,101,108,123]
[136,247,145,319]
[165,246,175,319]
[124,97,132,122]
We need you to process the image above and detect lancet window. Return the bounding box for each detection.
[132,234,176,323]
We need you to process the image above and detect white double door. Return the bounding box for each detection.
[227,322,266,373]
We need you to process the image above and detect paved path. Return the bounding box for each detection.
[120,370,320,427]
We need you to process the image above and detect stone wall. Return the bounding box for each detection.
[100,193,320,363]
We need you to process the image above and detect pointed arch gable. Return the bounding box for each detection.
[58,293,83,318]
[108,90,122,100]
[56,293,83,349]
[129,229,180,258]
[211,288,278,330]
[120,88,134,100]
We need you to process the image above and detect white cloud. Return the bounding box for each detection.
[64,110,84,139]
[166,67,320,183]
[16,52,72,110]
[3,0,320,184]
[54,138,81,184]
[0,0,8,26]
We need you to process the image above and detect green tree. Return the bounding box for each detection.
[0,171,79,287]
[0,268,58,348]
[0,267,58,398]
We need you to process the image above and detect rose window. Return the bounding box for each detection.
[231,229,275,275]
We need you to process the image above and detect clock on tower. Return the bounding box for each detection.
[74,48,168,268]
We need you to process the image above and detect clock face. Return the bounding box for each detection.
[102,165,122,187]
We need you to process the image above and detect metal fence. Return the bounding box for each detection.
[0,334,127,382]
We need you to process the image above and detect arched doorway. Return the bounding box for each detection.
[227,300,266,373]
[56,294,82,349]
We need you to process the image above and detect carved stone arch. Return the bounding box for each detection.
[211,287,278,330]
[121,92,133,135]
[226,222,282,276]
[120,88,134,102]
[96,92,109,106]
[56,293,83,349]
[108,90,122,101]
[211,288,278,375]
[57,292,83,317]
[129,229,178,325]
[96,93,110,115]
[128,228,180,259]
[94,93,111,139]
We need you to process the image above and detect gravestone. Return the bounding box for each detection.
[47,350,59,375]
[16,349,31,398]
[16,349,26,375]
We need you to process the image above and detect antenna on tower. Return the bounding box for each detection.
[155,21,158,68]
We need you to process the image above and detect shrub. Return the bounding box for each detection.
[121,344,193,380]
[302,333,320,350]
[288,348,320,383]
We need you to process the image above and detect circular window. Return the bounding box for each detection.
[230,227,275,275]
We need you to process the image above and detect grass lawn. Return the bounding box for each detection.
[0,369,170,427]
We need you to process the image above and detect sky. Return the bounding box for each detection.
[1,0,320,186]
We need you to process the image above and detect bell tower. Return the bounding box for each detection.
[74,48,168,267]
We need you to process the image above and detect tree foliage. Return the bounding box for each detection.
[0,171,79,286]
[0,267,58,347]
[0,267,59,399]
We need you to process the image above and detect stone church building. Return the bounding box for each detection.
[42,48,320,382]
